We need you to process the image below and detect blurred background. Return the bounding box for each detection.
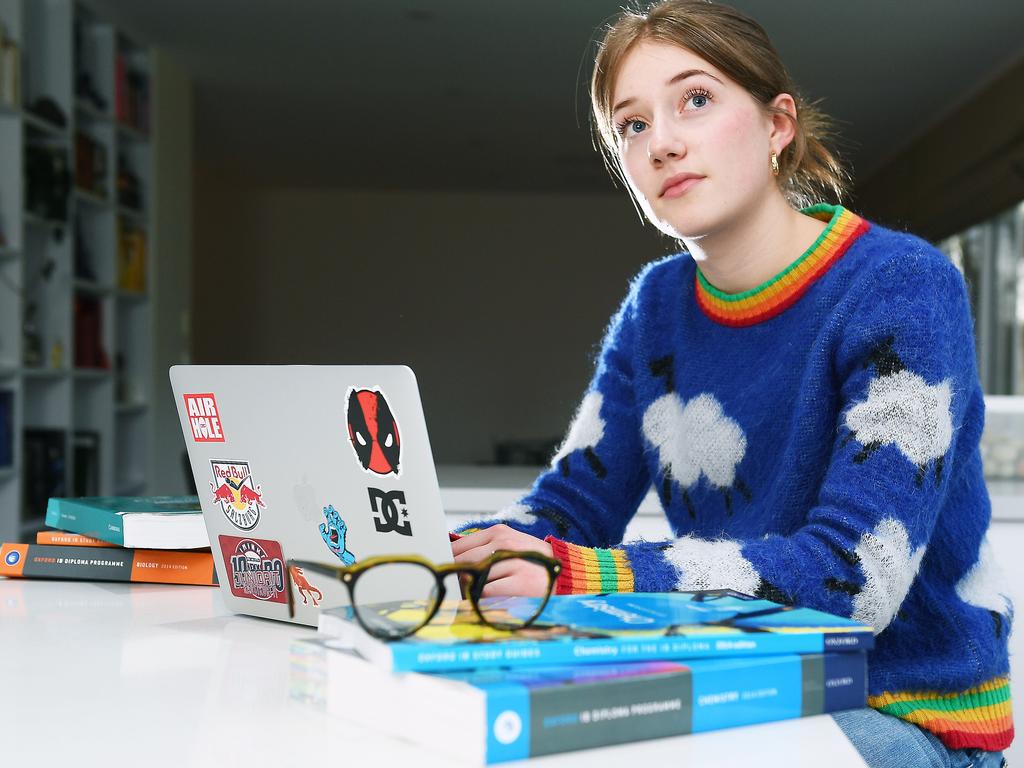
[1,0,1023,512]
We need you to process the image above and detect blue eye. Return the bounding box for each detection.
[615,117,647,139]
[684,88,713,110]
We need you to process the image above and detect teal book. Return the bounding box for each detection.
[44,495,206,549]
[291,636,867,764]
[317,590,875,673]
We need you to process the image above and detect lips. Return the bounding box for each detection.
[660,173,704,198]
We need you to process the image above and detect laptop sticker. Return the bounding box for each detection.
[183,393,225,442]
[218,536,288,603]
[289,566,323,607]
[368,487,412,536]
[320,504,357,565]
[210,460,265,530]
[346,388,401,476]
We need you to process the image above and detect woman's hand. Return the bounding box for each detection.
[451,524,556,598]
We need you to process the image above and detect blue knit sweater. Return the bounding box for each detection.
[459,204,1014,751]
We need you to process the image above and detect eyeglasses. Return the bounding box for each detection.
[286,551,561,640]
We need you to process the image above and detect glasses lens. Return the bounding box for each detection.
[476,556,553,630]
[351,562,441,639]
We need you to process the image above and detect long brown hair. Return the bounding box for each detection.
[591,0,848,208]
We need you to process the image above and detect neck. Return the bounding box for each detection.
[682,194,828,294]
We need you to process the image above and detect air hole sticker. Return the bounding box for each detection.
[184,393,225,442]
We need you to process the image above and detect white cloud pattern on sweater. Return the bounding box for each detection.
[663,536,761,594]
[476,503,538,528]
[845,370,953,466]
[642,393,747,488]
[955,536,1012,615]
[551,392,605,466]
[851,518,926,634]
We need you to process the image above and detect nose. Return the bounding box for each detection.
[646,121,685,165]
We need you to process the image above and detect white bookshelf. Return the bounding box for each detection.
[0,0,153,542]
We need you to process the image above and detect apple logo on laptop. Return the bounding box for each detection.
[293,475,318,523]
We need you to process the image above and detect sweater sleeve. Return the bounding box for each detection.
[453,268,652,555]
[548,250,978,635]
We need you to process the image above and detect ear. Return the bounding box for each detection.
[767,93,798,154]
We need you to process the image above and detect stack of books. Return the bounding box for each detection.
[0,495,216,586]
[293,590,873,764]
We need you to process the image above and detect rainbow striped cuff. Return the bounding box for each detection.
[869,675,1014,752]
[546,537,635,594]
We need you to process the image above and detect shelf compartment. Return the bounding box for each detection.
[116,401,148,416]
[73,187,112,209]
[72,367,111,380]
[22,110,69,139]
[73,279,113,296]
[75,99,112,124]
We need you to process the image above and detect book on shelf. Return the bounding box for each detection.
[0,540,217,586]
[291,637,867,765]
[0,389,12,468]
[117,219,146,292]
[45,495,206,549]
[317,591,875,674]
[24,429,67,519]
[72,430,100,497]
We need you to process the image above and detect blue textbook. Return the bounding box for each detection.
[45,495,206,549]
[318,590,874,673]
[292,637,867,764]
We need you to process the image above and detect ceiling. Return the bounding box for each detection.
[85,0,1024,194]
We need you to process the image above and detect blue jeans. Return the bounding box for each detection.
[833,708,1007,768]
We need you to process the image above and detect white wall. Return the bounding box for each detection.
[192,183,672,464]
[149,49,193,493]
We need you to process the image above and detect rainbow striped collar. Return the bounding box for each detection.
[695,204,869,327]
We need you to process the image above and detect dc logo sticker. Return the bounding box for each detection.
[493,711,522,745]
[210,460,265,530]
[4,550,20,566]
[218,536,287,603]
[346,388,401,476]
[368,488,412,536]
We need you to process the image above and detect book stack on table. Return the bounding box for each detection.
[292,590,873,764]
[0,495,216,586]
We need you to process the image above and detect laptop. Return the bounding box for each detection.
[169,365,455,626]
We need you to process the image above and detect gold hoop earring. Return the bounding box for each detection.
[770,151,780,177]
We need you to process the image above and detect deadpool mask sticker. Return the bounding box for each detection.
[346,388,401,476]
[210,460,266,530]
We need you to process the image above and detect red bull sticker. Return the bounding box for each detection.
[219,536,287,603]
[345,387,401,476]
[210,460,265,530]
[184,393,225,442]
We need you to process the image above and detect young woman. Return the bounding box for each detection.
[451,2,1012,766]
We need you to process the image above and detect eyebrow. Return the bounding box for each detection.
[611,69,723,114]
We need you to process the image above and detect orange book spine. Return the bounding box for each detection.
[0,542,217,586]
[36,531,111,547]
[128,549,217,585]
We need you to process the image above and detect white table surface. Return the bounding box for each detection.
[0,579,869,768]
[437,465,1024,522]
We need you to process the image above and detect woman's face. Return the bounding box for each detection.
[611,41,780,240]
